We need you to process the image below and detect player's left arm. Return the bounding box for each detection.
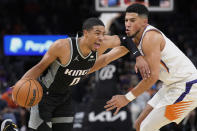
[94,35,121,57]
[89,35,150,77]
[103,35,150,79]
[104,31,163,115]
[87,35,127,74]
[102,35,121,48]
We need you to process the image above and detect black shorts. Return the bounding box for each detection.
[38,92,74,122]
[28,84,74,130]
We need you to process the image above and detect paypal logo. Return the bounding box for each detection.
[25,40,53,53]
[10,38,23,53]
[4,35,68,56]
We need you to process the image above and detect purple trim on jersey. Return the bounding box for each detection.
[174,79,197,103]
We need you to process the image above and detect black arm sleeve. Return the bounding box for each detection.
[118,35,141,58]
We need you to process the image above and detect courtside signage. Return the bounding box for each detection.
[4,35,68,56]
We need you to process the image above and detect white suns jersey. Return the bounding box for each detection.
[138,25,197,85]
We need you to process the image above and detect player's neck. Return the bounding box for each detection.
[78,37,91,57]
[133,25,148,46]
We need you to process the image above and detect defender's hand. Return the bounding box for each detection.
[135,56,150,79]
[104,95,130,115]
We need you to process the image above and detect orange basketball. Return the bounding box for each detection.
[12,79,43,108]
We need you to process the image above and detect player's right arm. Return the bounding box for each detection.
[21,39,69,80]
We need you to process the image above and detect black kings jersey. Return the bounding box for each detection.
[39,37,97,94]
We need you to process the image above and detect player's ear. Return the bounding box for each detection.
[83,30,88,37]
[143,18,148,26]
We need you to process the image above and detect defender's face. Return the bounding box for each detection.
[86,26,105,51]
[125,13,145,37]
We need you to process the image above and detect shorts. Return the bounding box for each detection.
[148,78,197,124]
[28,91,74,129]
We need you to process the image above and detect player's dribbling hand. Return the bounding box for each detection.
[104,95,130,115]
[135,56,150,79]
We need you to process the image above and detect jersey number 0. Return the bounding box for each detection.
[69,77,81,86]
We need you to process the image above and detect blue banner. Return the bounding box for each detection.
[4,35,68,56]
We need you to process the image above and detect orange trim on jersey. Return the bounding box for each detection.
[165,101,193,121]
[160,60,169,73]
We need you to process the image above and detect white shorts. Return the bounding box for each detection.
[148,79,197,124]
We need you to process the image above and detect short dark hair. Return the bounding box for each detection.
[82,17,105,31]
[126,3,149,18]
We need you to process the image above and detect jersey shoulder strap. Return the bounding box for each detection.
[70,37,78,58]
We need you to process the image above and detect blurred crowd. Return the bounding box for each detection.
[0,0,197,131]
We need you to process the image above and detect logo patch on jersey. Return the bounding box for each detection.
[88,58,95,62]
[88,55,95,61]
[133,51,138,55]
[73,55,79,61]
[64,69,88,76]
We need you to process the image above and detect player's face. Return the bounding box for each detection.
[125,13,146,37]
[86,25,105,51]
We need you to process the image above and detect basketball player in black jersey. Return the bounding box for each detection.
[2,17,150,131]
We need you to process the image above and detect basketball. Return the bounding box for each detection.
[12,79,43,108]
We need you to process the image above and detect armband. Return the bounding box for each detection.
[125,91,136,102]
[118,35,141,58]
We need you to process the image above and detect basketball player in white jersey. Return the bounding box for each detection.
[102,3,197,131]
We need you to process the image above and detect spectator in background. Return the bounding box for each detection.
[1,89,17,109]
[0,97,16,124]
[1,88,28,131]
